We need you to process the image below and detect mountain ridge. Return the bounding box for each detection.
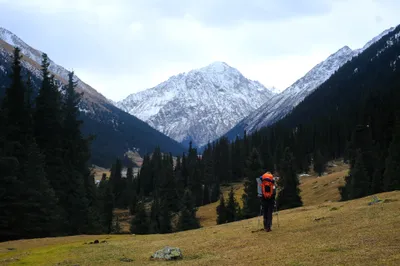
[0,27,186,167]
[117,61,276,147]
[222,26,396,141]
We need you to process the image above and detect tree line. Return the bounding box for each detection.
[0,48,111,241]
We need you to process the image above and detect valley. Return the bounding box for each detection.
[1,8,400,266]
[1,180,398,265]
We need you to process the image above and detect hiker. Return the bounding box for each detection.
[258,172,277,232]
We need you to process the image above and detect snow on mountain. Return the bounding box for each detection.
[0,27,108,103]
[117,61,276,147]
[0,27,186,166]
[229,27,395,136]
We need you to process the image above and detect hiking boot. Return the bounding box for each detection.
[264,228,271,232]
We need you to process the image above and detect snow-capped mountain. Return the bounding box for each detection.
[0,27,110,103]
[224,27,395,139]
[0,27,185,167]
[117,61,276,147]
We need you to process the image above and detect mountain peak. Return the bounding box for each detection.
[117,61,275,147]
[198,61,231,73]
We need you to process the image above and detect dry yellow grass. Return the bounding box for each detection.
[1,191,399,265]
[198,161,350,227]
[197,182,244,227]
[300,169,348,206]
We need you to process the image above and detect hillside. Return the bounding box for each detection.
[1,190,399,265]
[0,27,185,167]
[223,26,395,141]
[197,160,349,227]
[117,61,276,147]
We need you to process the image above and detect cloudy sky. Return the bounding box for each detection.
[0,0,399,101]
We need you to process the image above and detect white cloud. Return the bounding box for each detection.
[0,0,399,101]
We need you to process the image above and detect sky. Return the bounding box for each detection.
[0,0,399,101]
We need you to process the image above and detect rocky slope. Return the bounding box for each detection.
[117,62,276,147]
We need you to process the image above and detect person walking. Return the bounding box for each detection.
[258,172,277,232]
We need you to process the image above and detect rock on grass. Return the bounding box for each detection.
[150,246,183,261]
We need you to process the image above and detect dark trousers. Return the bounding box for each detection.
[261,198,275,230]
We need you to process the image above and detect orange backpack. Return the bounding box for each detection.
[260,172,275,199]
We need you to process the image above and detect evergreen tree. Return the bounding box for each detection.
[226,187,240,223]
[158,202,172,234]
[61,71,95,234]
[130,200,149,234]
[19,142,62,238]
[341,150,370,200]
[313,150,326,176]
[129,190,138,215]
[159,154,180,212]
[98,178,114,233]
[277,147,303,210]
[149,197,161,234]
[109,158,126,207]
[112,216,122,234]
[0,156,22,241]
[177,189,200,231]
[383,118,400,191]
[241,148,264,219]
[34,53,70,230]
[216,193,227,225]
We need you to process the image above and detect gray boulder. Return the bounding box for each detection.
[150,246,183,261]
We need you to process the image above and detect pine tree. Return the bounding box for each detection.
[241,148,264,218]
[159,154,180,212]
[98,179,114,233]
[216,193,227,224]
[130,200,149,234]
[277,147,303,210]
[61,71,96,234]
[112,216,122,234]
[19,142,62,238]
[383,118,400,191]
[34,53,69,230]
[0,155,22,241]
[177,189,200,231]
[313,150,326,176]
[149,198,160,234]
[110,158,126,208]
[345,150,370,200]
[129,190,138,215]
[0,47,30,240]
[226,187,240,223]
[158,202,172,234]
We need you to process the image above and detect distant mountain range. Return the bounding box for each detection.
[222,26,395,141]
[0,27,185,168]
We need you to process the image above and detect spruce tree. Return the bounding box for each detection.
[159,154,180,212]
[129,190,138,215]
[216,193,227,224]
[177,189,200,231]
[149,198,161,234]
[0,155,22,241]
[241,148,264,219]
[34,53,69,230]
[277,147,303,210]
[20,142,62,238]
[346,150,370,199]
[61,71,95,234]
[226,187,240,223]
[110,158,127,208]
[98,178,114,233]
[313,150,326,176]
[383,118,400,191]
[130,200,149,234]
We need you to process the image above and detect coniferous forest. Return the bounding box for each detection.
[1,23,400,241]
